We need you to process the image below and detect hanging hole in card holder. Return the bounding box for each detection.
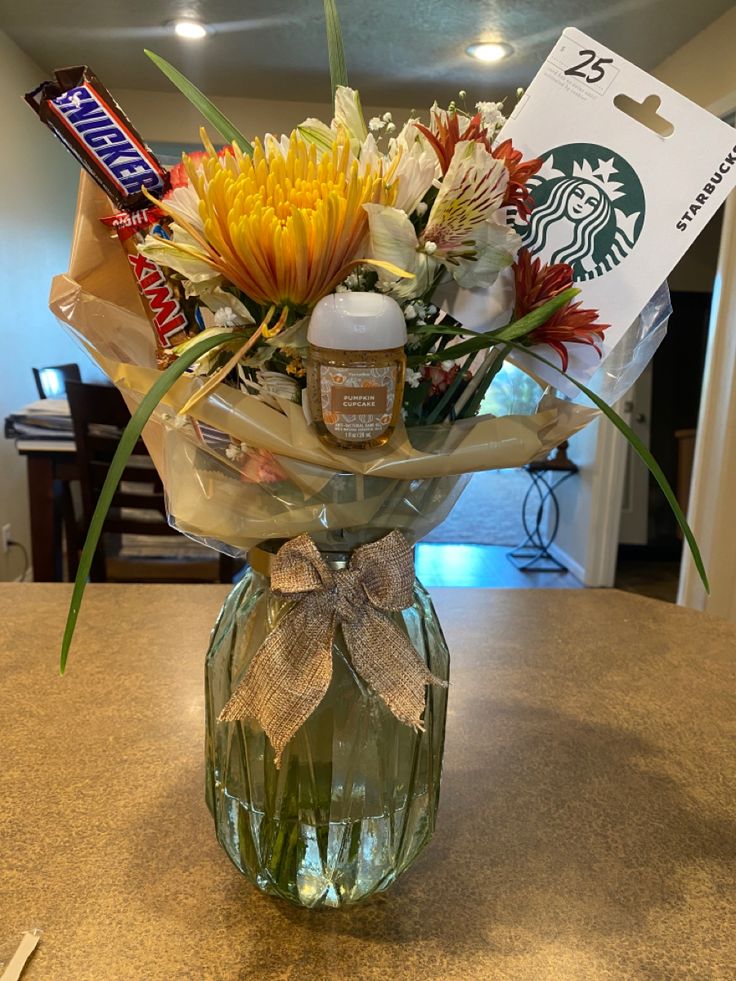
[613,93,675,137]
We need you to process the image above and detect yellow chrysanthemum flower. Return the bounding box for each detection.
[155,131,400,312]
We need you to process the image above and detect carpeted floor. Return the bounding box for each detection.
[424,469,530,546]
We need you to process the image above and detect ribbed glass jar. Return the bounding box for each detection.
[204,558,449,908]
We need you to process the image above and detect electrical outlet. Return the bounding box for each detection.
[1,524,11,553]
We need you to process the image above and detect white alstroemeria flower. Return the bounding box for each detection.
[364,140,520,299]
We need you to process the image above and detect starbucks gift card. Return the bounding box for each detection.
[498,26,736,383]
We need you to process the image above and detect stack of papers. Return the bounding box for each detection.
[4,399,74,440]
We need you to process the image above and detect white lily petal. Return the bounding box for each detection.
[363,204,432,300]
[357,133,381,175]
[297,118,335,154]
[392,149,438,215]
[433,267,516,333]
[137,235,217,283]
[334,86,368,145]
[264,132,292,159]
[363,204,418,277]
[450,220,521,290]
[161,184,205,235]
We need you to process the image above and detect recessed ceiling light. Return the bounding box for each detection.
[173,19,209,40]
[466,42,513,63]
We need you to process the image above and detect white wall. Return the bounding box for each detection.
[654,7,736,116]
[0,30,103,582]
[655,7,734,294]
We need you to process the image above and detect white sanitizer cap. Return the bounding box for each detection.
[308,292,407,351]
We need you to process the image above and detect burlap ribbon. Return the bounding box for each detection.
[218,530,446,766]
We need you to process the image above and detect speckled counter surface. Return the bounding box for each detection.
[1,584,735,981]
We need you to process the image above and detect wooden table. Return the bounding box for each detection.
[1,585,735,980]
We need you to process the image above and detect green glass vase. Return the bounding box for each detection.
[204,555,450,908]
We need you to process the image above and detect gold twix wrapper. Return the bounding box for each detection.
[100,207,196,364]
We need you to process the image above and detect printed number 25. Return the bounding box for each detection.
[564,49,613,84]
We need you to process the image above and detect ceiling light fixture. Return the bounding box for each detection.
[173,19,209,40]
[466,41,513,63]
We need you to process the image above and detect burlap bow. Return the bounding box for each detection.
[218,530,446,766]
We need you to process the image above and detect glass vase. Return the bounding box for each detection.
[204,553,450,909]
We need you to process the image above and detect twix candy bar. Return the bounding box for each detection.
[100,208,193,355]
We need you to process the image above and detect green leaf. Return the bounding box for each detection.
[60,330,249,674]
[506,341,710,594]
[323,0,348,98]
[489,288,580,342]
[144,50,253,154]
[409,288,579,366]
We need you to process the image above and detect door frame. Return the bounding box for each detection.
[678,190,736,619]
[677,105,736,620]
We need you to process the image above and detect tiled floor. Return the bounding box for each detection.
[416,543,581,589]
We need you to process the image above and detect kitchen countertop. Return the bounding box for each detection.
[1,584,735,980]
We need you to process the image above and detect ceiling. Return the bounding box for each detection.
[2,0,733,108]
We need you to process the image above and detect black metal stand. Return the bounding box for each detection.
[507,447,578,573]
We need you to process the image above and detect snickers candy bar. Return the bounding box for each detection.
[26,67,168,211]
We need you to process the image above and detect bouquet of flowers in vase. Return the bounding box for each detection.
[32,0,715,908]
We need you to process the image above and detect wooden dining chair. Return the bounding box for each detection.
[66,381,238,584]
[32,363,82,399]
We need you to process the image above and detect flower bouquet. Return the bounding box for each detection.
[36,1,712,908]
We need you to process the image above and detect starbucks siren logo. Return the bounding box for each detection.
[519,143,645,282]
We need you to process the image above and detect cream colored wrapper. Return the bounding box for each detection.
[49,174,598,552]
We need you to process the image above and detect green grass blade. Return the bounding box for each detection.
[144,50,253,154]
[60,330,248,674]
[408,289,579,367]
[323,0,348,98]
[507,341,710,593]
[489,288,580,342]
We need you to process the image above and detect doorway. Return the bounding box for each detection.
[614,207,723,602]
